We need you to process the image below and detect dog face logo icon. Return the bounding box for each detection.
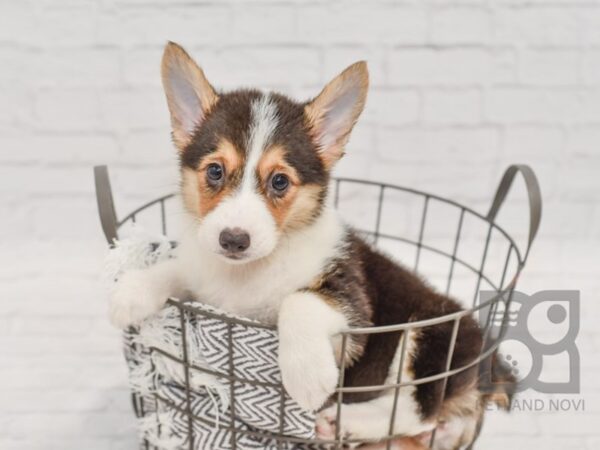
[479,290,580,394]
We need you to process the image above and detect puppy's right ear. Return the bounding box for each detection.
[161,42,218,150]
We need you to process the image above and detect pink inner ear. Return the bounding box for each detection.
[170,69,203,135]
[317,87,361,149]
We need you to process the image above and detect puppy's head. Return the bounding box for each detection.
[161,42,368,264]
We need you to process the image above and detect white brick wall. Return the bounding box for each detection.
[1,1,599,449]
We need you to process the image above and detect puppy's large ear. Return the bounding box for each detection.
[161,41,218,150]
[305,62,368,169]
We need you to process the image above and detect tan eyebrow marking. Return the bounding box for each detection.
[256,145,322,231]
[257,145,300,185]
[199,138,242,174]
[182,138,243,219]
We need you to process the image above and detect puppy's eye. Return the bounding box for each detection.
[206,163,224,182]
[271,173,289,192]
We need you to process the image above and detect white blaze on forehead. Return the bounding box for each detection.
[241,94,279,192]
[197,94,280,263]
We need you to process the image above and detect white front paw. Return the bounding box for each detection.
[109,270,167,329]
[279,336,339,411]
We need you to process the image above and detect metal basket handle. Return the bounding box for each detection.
[94,165,119,246]
[486,164,542,263]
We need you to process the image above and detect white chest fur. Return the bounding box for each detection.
[176,207,346,325]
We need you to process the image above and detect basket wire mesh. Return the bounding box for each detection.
[94,165,541,450]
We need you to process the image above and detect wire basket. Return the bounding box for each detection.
[94,164,541,450]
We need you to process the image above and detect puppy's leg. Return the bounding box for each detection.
[317,393,434,443]
[320,400,472,448]
[278,291,348,411]
[429,416,478,450]
[316,330,433,442]
[109,259,185,329]
[316,408,431,450]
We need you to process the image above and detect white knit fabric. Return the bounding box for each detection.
[105,229,316,449]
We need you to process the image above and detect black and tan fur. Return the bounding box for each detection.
[110,42,513,450]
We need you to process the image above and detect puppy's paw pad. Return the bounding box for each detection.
[319,404,338,421]
[316,410,337,441]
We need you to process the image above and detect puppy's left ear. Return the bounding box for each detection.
[161,41,218,150]
[305,61,369,169]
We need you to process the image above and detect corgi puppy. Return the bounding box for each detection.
[110,42,509,449]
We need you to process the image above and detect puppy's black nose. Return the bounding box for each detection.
[219,228,250,253]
